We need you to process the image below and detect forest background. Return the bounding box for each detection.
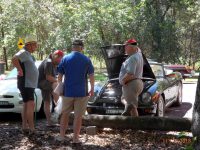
[1,0,200,71]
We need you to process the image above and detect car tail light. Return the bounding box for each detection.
[152,92,160,102]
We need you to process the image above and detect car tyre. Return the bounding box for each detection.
[38,101,45,117]
[173,82,182,106]
[156,96,165,117]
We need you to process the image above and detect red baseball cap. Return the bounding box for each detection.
[53,50,64,57]
[125,38,137,45]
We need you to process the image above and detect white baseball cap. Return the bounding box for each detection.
[25,35,37,44]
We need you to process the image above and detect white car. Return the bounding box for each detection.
[0,61,43,113]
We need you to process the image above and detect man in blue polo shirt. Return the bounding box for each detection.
[56,39,94,143]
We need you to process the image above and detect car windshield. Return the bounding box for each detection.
[5,61,42,80]
[150,64,164,77]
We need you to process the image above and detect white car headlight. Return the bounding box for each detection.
[141,92,151,104]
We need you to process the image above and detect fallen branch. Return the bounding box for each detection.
[69,115,192,131]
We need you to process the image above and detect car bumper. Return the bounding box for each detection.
[87,104,157,115]
[0,101,23,113]
[0,97,42,113]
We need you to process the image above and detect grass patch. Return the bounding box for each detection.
[95,72,107,82]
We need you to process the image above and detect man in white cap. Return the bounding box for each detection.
[12,35,39,135]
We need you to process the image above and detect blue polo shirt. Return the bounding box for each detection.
[57,51,94,97]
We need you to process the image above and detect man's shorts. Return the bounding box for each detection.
[19,87,35,103]
[122,79,143,107]
[61,96,89,117]
[41,90,52,102]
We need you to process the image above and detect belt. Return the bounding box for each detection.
[124,78,141,85]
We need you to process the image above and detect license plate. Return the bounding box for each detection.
[106,109,124,114]
[0,101,9,105]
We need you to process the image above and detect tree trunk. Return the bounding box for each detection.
[191,74,200,149]
[69,114,192,131]
[1,26,8,70]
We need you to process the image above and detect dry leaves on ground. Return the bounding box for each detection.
[0,120,193,150]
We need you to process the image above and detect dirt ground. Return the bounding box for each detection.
[0,118,193,150]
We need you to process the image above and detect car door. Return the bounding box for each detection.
[164,68,178,104]
[150,63,172,102]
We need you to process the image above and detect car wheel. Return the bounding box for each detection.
[173,82,183,106]
[38,101,45,117]
[156,96,165,117]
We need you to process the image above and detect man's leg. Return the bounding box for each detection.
[121,93,132,116]
[42,90,52,125]
[22,102,28,129]
[26,100,35,131]
[59,112,69,138]
[73,97,88,143]
[52,82,59,104]
[130,80,143,117]
[130,105,139,117]
[73,116,82,142]
[44,100,51,125]
[59,97,73,139]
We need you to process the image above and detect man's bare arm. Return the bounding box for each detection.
[89,74,95,96]
[57,73,63,82]
[46,74,57,83]
[122,73,136,85]
[12,56,23,76]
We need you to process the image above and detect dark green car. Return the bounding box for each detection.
[87,44,183,116]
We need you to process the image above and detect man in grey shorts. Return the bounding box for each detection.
[119,38,144,117]
[38,50,64,126]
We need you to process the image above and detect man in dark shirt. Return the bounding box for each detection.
[38,50,64,126]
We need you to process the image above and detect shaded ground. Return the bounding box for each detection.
[0,118,193,150]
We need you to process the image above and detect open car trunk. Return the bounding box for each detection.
[87,45,157,114]
[101,44,156,79]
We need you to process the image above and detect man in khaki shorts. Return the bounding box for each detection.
[57,39,94,144]
[119,38,144,117]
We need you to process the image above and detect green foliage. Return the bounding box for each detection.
[1,0,200,69]
[95,72,107,82]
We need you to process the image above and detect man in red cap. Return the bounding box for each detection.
[119,38,144,117]
[38,50,64,126]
